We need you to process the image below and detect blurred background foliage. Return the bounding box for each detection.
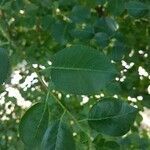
[0,0,150,149]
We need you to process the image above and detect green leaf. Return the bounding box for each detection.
[94,17,119,35]
[40,0,52,7]
[105,17,119,33]
[51,21,67,45]
[141,95,150,108]
[19,103,49,148]
[95,0,107,5]
[108,42,126,61]
[70,25,94,40]
[0,48,10,84]
[51,21,72,45]
[126,1,148,17]
[17,16,36,28]
[41,121,75,150]
[51,45,116,95]
[70,5,91,22]
[93,134,120,149]
[25,3,38,16]
[107,0,125,16]
[41,15,53,31]
[120,133,150,149]
[88,98,138,136]
[83,0,106,7]
[104,82,122,95]
[93,134,105,149]
[94,32,110,48]
[11,0,24,12]
[104,141,120,149]
[58,0,76,7]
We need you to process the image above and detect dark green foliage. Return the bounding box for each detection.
[19,103,49,149]
[126,1,149,17]
[88,98,138,136]
[41,121,75,150]
[0,0,150,149]
[51,45,116,95]
[0,48,10,84]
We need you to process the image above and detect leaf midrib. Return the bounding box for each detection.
[33,105,47,141]
[54,112,65,150]
[51,66,114,73]
[89,109,137,121]
[128,8,147,10]
[55,121,61,150]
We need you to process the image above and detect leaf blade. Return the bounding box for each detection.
[0,48,10,84]
[19,103,49,148]
[51,45,116,95]
[41,121,75,150]
[88,98,138,136]
[126,1,148,17]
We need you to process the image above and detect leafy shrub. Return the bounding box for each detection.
[0,0,150,149]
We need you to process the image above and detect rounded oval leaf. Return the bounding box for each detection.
[94,17,118,35]
[95,32,109,48]
[70,5,91,23]
[108,42,126,61]
[0,48,10,84]
[41,121,75,150]
[88,98,138,136]
[51,45,116,95]
[107,0,125,16]
[19,103,49,148]
[126,1,148,17]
